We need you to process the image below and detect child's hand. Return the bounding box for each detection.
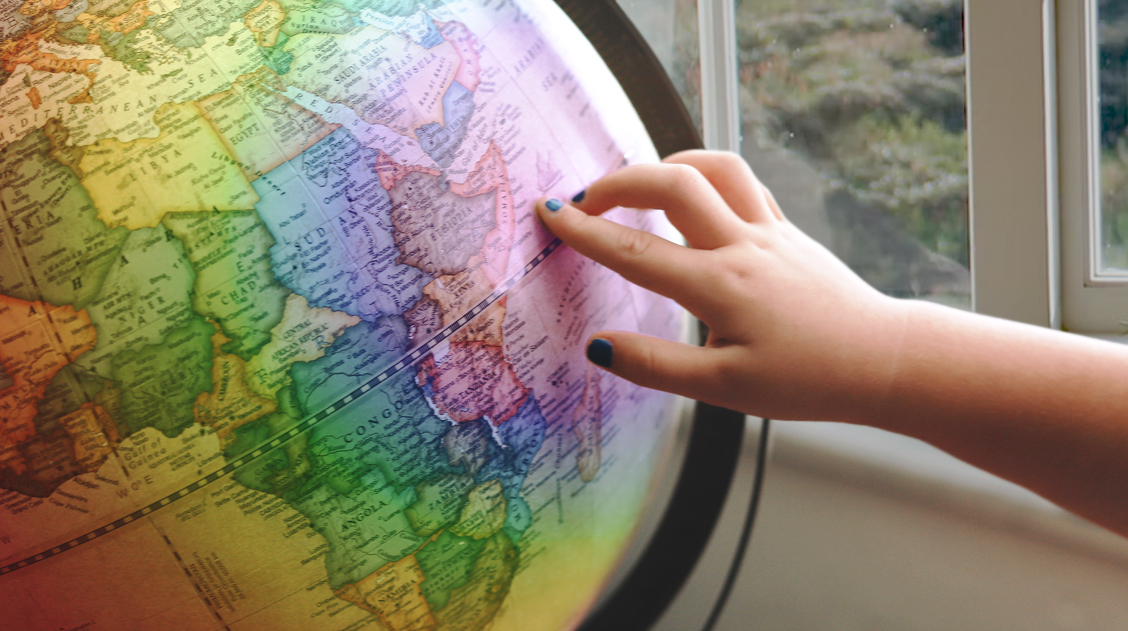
[543,150,1128,537]
[536,150,908,422]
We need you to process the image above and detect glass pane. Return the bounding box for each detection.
[737,0,970,307]
[1098,1,1128,271]
[618,0,702,135]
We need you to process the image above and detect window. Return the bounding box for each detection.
[623,1,1124,334]
[1097,1,1128,273]
[625,0,972,308]
[735,0,970,308]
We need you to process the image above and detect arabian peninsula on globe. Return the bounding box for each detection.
[0,0,687,628]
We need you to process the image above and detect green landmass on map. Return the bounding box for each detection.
[100,27,157,73]
[433,532,518,629]
[405,474,474,537]
[111,315,214,437]
[55,24,91,46]
[163,211,289,361]
[327,0,444,16]
[78,225,197,378]
[298,471,425,588]
[416,530,486,611]
[260,36,293,74]
[278,2,357,36]
[0,130,129,309]
[228,385,311,498]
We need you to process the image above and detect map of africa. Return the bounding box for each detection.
[0,0,687,629]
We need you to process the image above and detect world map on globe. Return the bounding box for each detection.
[0,0,686,628]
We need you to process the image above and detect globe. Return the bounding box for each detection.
[0,0,687,629]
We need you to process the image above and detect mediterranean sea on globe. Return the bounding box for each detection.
[0,0,689,629]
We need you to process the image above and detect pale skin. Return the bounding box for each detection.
[536,150,1128,540]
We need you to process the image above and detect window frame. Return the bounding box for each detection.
[697,0,740,153]
[966,0,1128,335]
[964,0,1062,328]
[1056,0,1128,334]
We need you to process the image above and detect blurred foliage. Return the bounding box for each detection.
[1100,1,1128,268]
[735,0,969,265]
[1101,145,1128,268]
[837,114,967,262]
[672,0,702,129]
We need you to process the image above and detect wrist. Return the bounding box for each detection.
[839,292,913,426]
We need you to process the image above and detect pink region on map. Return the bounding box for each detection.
[418,341,529,426]
[374,149,442,191]
[449,141,515,287]
[436,20,482,92]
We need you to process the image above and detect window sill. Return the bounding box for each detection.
[768,421,1128,561]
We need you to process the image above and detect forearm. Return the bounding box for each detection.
[864,300,1128,536]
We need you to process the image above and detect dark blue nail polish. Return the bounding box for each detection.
[572,190,586,203]
[587,338,612,368]
[545,198,564,212]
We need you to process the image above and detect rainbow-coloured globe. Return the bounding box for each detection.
[0,1,685,628]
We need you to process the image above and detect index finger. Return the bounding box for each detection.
[663,150,784,223]
[536,197,718,314]
[571,163,749,250]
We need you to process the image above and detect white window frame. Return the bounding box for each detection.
[965,0,1062,328]
[697,0,740,153]
[1056,0,1128,334]
[968,0,1128,335]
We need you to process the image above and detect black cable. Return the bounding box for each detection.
[702,418,772,631]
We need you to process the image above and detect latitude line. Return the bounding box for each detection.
[0,237,563,576]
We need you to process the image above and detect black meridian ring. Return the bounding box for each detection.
[550,2,770,630]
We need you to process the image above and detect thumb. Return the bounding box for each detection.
[585,331,729,404]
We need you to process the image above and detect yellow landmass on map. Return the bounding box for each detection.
[335,554,436,631]
[448,479,506,540]
[245,294,359,399]
[196,67,339,180]
[244,0,285,47]
[194,329,277,448]
[72,0,153,41]
[283,26,459,137]
[78,101,259,230]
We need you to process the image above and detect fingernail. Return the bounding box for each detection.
[572,189,586,203]
[545,198,564,212]
[586,338,612,368]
